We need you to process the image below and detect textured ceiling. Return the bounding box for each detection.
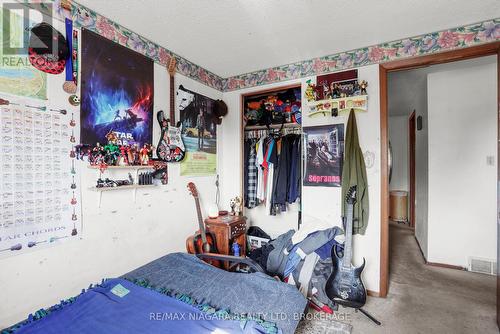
[76,0,500,78]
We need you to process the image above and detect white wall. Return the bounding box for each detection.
[388,115,408,192]
[220,64,381,292]
[427,56,497,267]
[0,20,223,327]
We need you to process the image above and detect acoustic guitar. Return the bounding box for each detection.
[186,182,221,267]
[325,185,367,309]
[156,58,186,162]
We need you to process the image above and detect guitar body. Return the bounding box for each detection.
[325,185,367,309]
[156,57,186,163]
[186,182,222,268]
[156,110,186,162]
[326,246,366,309]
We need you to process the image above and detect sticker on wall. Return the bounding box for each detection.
[364,150,375,169]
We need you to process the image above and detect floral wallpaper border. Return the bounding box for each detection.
[222,18,500,91]
[18,1,500,93]
[19,0,225,91]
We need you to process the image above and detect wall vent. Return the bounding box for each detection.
[468,257,496,275]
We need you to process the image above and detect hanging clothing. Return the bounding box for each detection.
[341,109,369,235]
[246,140,258,208]
[287,135,301,203]
[255,137,265,202]
[243,132,301,215]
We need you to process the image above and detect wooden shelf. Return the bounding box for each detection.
[244,123,301,131]
[87,165,154,170]
[89,184,156,192]
[306,95,368,117]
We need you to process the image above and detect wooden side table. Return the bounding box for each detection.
[205,215,247,269]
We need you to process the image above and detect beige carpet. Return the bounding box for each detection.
[298,222,497,333]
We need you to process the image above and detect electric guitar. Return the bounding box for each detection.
[186,182,221,268]
[325,185,367,309]
[156,58,186,162]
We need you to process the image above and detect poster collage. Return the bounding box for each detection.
[0,106,82,255]
[79,30,217,176]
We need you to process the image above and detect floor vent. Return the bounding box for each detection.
[468,257,496,275]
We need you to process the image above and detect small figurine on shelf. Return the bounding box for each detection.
[229,196,242,216]
[305,80,317,102]
[117,145,129,166]
[126,145,135,165]
[139,144,150,165]
[90,143,105,165]
[104,131,120,165]
[360,80,368,95]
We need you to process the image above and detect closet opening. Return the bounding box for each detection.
[240,84,303,239]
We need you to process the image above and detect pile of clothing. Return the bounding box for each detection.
[244,133,301,215]
[248,227,343,311]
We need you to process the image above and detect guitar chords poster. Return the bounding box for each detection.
[0,105,82,257]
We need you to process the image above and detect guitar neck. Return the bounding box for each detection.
[194,196,207,244]
[169,75,175,124]
[343,203,354,269]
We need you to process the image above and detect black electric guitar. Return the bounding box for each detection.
[156,58,186,162]
[326,185,367,309]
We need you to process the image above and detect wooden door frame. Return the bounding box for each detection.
[408,111,416,228]
[379,41,500,298]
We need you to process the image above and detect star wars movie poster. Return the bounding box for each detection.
[80,29,153,147]
[178,85,217,176]
[303,124,344,187]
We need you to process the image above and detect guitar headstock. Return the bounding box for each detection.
[187,182,198,198]
[168,57,176,77]
[346,185,357,205]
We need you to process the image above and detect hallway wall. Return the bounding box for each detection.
[388,70,429,257]
[427,56,497,267]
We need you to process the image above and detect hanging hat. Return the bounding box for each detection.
[29,22,69,74]
[212,99,228,125]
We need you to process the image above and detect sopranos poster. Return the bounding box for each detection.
[303,124,344,187]
[80,29,153,147]
[178,85,217,176]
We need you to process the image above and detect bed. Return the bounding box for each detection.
[2,253,307,334]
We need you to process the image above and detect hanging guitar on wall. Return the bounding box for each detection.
[156,57,186,162]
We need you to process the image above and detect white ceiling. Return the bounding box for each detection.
[76,0,500,78]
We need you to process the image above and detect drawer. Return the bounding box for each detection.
[230,222,246,238]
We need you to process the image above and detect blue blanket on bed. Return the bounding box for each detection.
[123,253,307,334]
[12,278,266,334]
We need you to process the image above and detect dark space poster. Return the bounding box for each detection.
[80,29,153,147]
[303,125,344,187]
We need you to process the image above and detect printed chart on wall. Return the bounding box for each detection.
[303,124,344,187]
[0,106,82,257]
[178,85,217,176]
[80,29,153,147]
[0,7,47,100]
